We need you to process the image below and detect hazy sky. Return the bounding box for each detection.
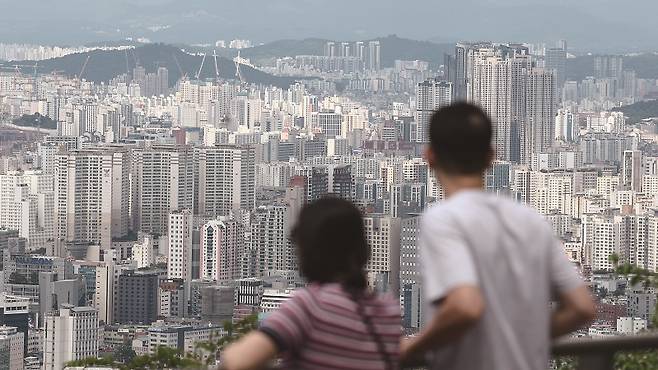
[0,0,654,51]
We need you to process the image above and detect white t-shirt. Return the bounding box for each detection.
[420,190,583,370]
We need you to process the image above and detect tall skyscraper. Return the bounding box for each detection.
[451,41,493,101]
[196,146,256,218]
[251,205,295,275]
[471,49,513,161]
[415,78,453,143]
[354,41,366,62]
[595,55,624,79]
[200,218,242,282]
[324,42,336,58]
[43,305,99,370]
[157,66,169,96]
[399,216,423,331]
[167,210,194,283]
[545,47,567,89]
[622,150,643,191]
[525,68,557,164]
[132,145,195,236]
[55,149,131,251]
[339,42,351,57]
[367,41,381,71]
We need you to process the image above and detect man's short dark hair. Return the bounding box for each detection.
[429,102,493,175]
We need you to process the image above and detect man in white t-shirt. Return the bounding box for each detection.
[400,102,595,370]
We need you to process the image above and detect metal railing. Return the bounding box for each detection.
[399,334,658,370]
[552,333,658,370]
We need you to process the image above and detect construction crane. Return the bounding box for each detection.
[172,53,187,81]
[195,53,206,80]
[234,50,244,83]
[77,55,91,80]
[213,50,220,82]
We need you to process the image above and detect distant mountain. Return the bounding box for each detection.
[2,44,299,88]
[567,53,658,81]
[205,35,454,68]
[612,100,658,123]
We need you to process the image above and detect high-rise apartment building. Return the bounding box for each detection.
[200,218,242,282]
[43,305,99,370]
[399,216,423,331]
[471,49,513,161]
[367,41,381,71]
[251,205,295,275]
[167,210,194,282]
[132,145,195,236]
[545,47,567,89]
[622,150,643,192]
[0,171,54,250]
[55,149,131,251]
[415,78,453,143]
[525,68,557,164]
[363,215,401,296]
[595,55,624,79]
[196,146,256,218]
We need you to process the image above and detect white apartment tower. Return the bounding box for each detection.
[471,50,513,161]
[201,219,242,282]
[167,210,194,282]
[648,214,658,272]
[0,170,55,250]
[43,305,99,370]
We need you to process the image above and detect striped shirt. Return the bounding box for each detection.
[259,283,401,370]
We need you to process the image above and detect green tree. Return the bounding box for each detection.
[65,356,116,367]
[609,253,658,369]
[193,314,259,366]
[124,346,201,369]
[113,344,136,364]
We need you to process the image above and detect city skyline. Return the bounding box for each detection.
[0,2,658,365]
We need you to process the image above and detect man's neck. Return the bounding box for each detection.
[440,175,484,199]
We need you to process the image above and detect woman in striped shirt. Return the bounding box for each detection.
[221,198,401,370]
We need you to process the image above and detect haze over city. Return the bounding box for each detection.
[0,0,657,51]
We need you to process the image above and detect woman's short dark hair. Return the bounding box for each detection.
[429,102,493,175]
[290,197,369,292]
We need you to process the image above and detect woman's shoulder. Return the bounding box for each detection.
[307,284,400,314]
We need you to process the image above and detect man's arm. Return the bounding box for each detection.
[551,285,596,338]
[401,285,484,362]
